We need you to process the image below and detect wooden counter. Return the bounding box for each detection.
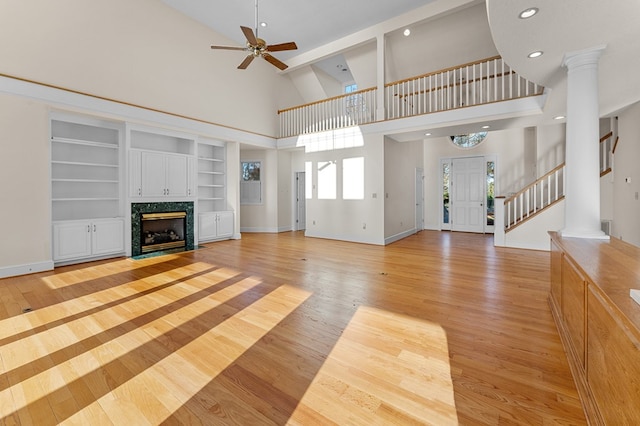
[549,231,640,424]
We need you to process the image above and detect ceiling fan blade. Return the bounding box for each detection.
[266,41,298,52]
[240,26,258,46]
[263,53,288,70]
[238,54,255,69]
[211,45,246,51]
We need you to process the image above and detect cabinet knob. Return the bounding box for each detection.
[93,224,97,232]
[87,225,91,232]
[138,188,141,196]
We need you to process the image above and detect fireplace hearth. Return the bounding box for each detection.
[131,202,194,256]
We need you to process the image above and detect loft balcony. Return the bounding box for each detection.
[278,56,544,139]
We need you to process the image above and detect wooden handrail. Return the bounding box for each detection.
[600,131,613,142]
[503,162,565,204]
[277,87,376,114]
[612,136,620,154]
[384,55,503,88]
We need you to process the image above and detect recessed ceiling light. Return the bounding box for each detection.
[528,50,543,58]
[403,28,411,37]
[519,7,539,19]
[424,132,431,136]
[482,125,490,129]
[260,22,268,28]
[554,115,565,120]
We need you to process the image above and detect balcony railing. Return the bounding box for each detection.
[278,56,544,138]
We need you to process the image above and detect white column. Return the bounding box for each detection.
[561,46,608,239]
[376,34,386,121]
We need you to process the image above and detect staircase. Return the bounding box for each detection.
[494,131,615,250]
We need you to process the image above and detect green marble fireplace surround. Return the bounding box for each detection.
[131,202,194,256]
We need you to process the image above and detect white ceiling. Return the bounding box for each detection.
[160,0,640,141]
[161,0,434,61]
[487,0,640,118]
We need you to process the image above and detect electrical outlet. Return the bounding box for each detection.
[362,223,366,229]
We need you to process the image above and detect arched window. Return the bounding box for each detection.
[450,132,488,149]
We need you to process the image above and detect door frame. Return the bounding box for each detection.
[415,168,424,232]
[294,171,306,231]
[440,154,497,233]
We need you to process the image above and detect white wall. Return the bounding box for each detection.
[385,2,498,83]
[288,66,330,104]
[613,101,640,245]
[277,150,293,232]
[240,149,279,232]
[0,0,299,137]
[384,138,423,239]
[343,42,377,90]
[0,94,51,274]
[304,133,385,244]
[537,123,565,176]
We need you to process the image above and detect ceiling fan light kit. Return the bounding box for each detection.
[210,0,297,70]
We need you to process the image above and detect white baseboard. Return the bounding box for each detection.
[240,226,281,233]
[384,229,417,245]
[0,260,54,279]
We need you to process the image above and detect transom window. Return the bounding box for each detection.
[450,132,488,149]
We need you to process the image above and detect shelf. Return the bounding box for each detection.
[199,171,224,175]
[52,160,119,168]
[198,184,224,188]
[51,117,122,223]
[198,197,225,201]
[51,136,118,149]
[198,157,224,162]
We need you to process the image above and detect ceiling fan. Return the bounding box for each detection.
[210,0,298,70]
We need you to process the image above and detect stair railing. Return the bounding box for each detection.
[504,163,565,232]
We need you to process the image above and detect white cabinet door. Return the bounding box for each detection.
[217,211,234,238]
[198,211,234,241]
[166,154,188,197]
[53,221,92,260]
[141,151,167,197]
[198,212,218,240]
[54,219,124,261]
[187,156,196,197]
[129,150,142,197]
[92,218,125,255]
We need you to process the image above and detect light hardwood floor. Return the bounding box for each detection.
[0,231,586,425]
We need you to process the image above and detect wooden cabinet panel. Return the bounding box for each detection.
[550,240,562,311]
[587,287,640,423]
[561,255,586,368]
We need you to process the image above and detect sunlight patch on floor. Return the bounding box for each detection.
[289,306,458,425]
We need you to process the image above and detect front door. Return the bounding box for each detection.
[451,157,485,233]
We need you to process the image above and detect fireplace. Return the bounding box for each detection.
[141,211,186,253]
[131,202,194,256]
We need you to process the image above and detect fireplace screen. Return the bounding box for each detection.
[141,211,186,253]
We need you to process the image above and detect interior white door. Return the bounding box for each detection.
[415,168,424,231]
[296,172,306,230]
[451,157,485,233]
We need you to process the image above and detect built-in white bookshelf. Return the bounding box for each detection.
[197,141,226,212]
[51,119,122,221]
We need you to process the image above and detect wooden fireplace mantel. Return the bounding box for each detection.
[549,231,640,424]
